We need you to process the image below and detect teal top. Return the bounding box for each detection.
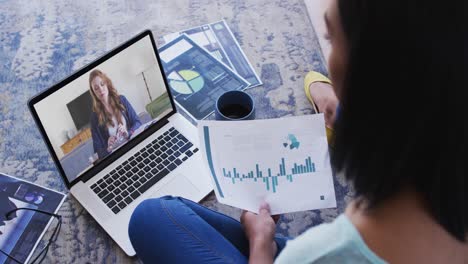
[275,214,387,264]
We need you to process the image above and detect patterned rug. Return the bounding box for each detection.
[0,0,352,262]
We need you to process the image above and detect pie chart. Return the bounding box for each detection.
[168,69,205,95]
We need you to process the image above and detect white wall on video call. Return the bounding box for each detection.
[35,36,168,159]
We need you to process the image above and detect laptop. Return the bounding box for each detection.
[28,30,213,256]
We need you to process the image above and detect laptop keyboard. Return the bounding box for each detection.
[90,127,199,214]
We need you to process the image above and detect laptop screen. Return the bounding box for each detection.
[33,34,174,183]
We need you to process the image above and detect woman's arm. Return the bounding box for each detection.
[120,95,142,135]
[249,239,276,264]
[241,203,277,264]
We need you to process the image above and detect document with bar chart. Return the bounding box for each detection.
[198,114,336,214]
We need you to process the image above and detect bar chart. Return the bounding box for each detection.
[199,115,337,214]
[222,157,317,193]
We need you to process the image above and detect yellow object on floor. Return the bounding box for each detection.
[304,71,334,145]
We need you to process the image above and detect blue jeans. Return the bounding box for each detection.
[128,196,288,263]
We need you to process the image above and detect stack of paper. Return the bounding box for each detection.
[158,21,262,121]
[0,173,65,264]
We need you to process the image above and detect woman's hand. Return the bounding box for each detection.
[117,124,128,139]
[241,203,278,264]
[107,136,117,152]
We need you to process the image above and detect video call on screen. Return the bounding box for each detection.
[34,36,173,182]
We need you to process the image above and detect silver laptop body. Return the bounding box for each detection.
[28,30,212,256]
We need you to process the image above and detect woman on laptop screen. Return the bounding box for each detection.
[89,69,142,160]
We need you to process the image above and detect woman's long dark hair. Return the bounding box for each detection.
[332,0,467,241]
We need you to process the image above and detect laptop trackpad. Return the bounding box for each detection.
[152,175,200,198]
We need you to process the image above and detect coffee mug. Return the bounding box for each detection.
[215,90,255,120]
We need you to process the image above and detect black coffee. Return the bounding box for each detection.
[220,104,251,119]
